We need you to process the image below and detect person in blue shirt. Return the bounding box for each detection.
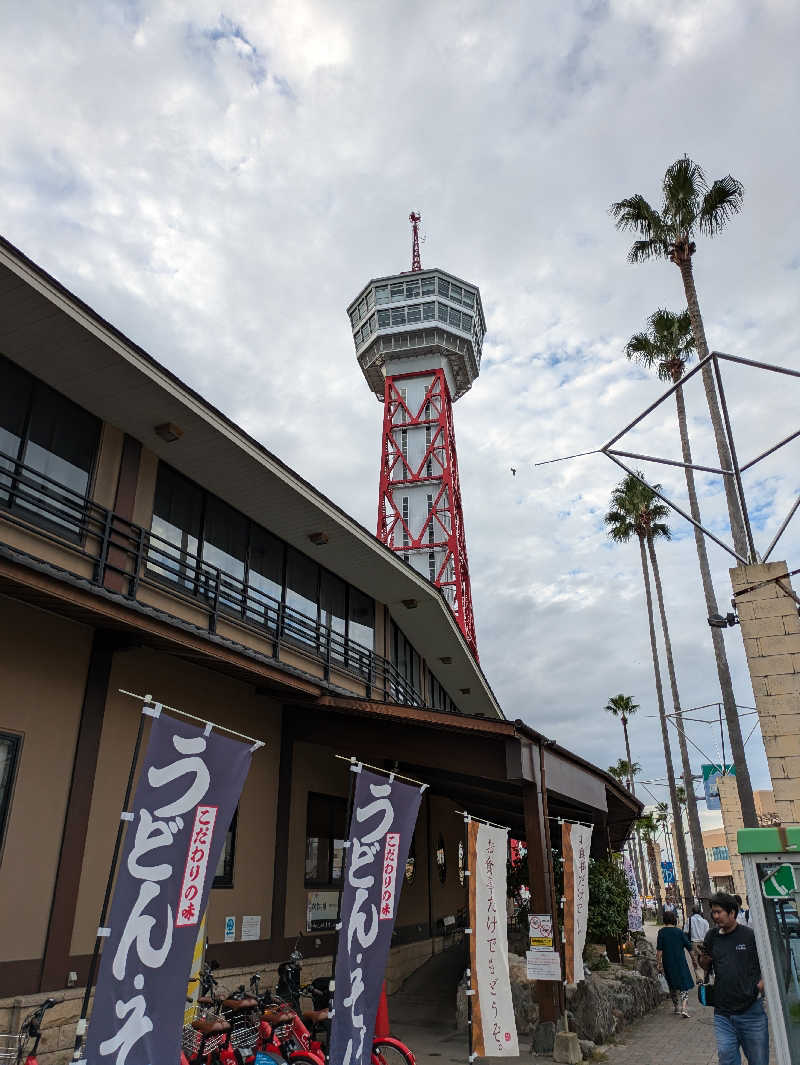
[657,909,698,1016]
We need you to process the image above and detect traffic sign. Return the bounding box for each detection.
[761,863,798,899]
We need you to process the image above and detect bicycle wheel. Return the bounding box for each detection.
[372,1037,415,1065]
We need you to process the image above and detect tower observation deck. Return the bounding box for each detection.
[347,220,486,658]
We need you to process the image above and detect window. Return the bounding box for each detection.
[201,495,248,611]
[712,845,729,862]
[421,277,436,296]
[359,297,367,319]
[449,307,461,328]
[428,550,436,581]
[437,278,450,298]
[247,524,284,625]
[213,807,237,888]
[375,286,390,305]
[407,303,422,324]
[0,354,101,537]
[405,279,420,299]
[350,309,360,329]
[0,732,21,859]
[436,834,447,883]
[422,301,435,321]
[348,586,375,652]
[450,284,462,305]
[377,309,390,328]
[366,289,375,310]
[390,283,405,301]
[150,464,203,588]
[461,290,474,308]
[437,303,448,323]
[391,307,406,327]
[461,313,473,333]
[285,546,319,644]
[305,792,348,886]
[390,619,421,702]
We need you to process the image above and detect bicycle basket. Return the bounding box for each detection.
[0,1033,25,1063]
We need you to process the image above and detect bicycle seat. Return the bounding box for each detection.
[192,1017,231,1034]
[262,1008,295,1025]
[198,995,216,1006]
[302,1008,329,1026]
[222,997,259,1011]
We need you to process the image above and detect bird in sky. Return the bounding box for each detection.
[510,467,516,477]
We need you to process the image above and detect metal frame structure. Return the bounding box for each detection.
[598,351,800,565]
[377,369,478,657]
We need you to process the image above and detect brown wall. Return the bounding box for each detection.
[428,794,468,921]
[70,647,282,956]
[0,596,93,962]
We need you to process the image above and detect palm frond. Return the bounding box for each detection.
[699,175,745,237]
[663,155,705,234]
[628,237,670,263]
[649,521,672,541]
[625,331,658,367]
[610,194,664,236]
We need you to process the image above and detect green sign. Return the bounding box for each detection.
[761,863,798,899]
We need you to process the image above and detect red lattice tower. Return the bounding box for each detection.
[347,216,486,659]
[377,369,477,656]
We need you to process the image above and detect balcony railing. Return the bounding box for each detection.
[0,451,433,708]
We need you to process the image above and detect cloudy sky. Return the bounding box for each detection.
[3,0,799,825]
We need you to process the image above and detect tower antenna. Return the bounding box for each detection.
[409,211,422,272]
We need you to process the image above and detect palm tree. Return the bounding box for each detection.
[609,757,641,784]
[625,306,758,831]
[604,695,640,789]
[637,812,664,920]
[605,473,692,914]
[610,155,748,557]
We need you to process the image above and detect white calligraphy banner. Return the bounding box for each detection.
[562,822,592,984]
[468,821,519,1057]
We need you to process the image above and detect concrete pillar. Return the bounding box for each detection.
[731,561,800,824]
[717,774,747,902]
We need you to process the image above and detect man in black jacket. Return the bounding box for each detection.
[699,891,769,1065]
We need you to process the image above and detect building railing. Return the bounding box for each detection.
[0,450,435,708]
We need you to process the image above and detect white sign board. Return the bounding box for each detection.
[526,949,562,981]
[306,890,340,931]
[528,913,553,950]
[241,915,261,941]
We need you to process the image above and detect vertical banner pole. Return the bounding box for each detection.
[73,705,148,1061]
[463,813,473,1065]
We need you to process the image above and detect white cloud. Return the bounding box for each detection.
[1,0,798,801]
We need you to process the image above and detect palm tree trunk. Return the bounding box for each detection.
[673,384,758,828]
[646,532,710,912]
[621,716,651,898]
[637,534,688,919]
[646,838,663,921]
[676,256,749,560]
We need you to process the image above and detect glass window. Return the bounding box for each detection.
[406,304,422,324]
[437,303,448,323]
[450,284,462,304]
[201,495,248,612]
[405,280,420,299]
[437,278,450,298]
[350,310,360,329]
[377,309,390,328]
[0,731,21,859]
[375,286,390,305]
[366,289,375,310]
[150,464,203,588]
[421,277,436,296]
[248,525,284,627]
[391,307,406,327]
[320,570,347,636]
[423,302,435,321]
[390,283,405,301]
[348,586,374,651]
[461,290,474,308]
[213,807,237,888]
[449,307,461,327]
[285,546,319,644]
[0,357,32,502]
[369,313,377,333]
[359,297,367,318]
[305,792,348,886]
[461,313,473,333]
[18,383,100,535]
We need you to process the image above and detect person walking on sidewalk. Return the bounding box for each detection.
[685,903,710,964]
[700,891,769,1065]
[657,909,697,1017]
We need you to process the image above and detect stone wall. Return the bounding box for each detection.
[718,774,748,902]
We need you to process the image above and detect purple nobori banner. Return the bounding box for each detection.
[329,769,422,1065]
[85,711,253,1065]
